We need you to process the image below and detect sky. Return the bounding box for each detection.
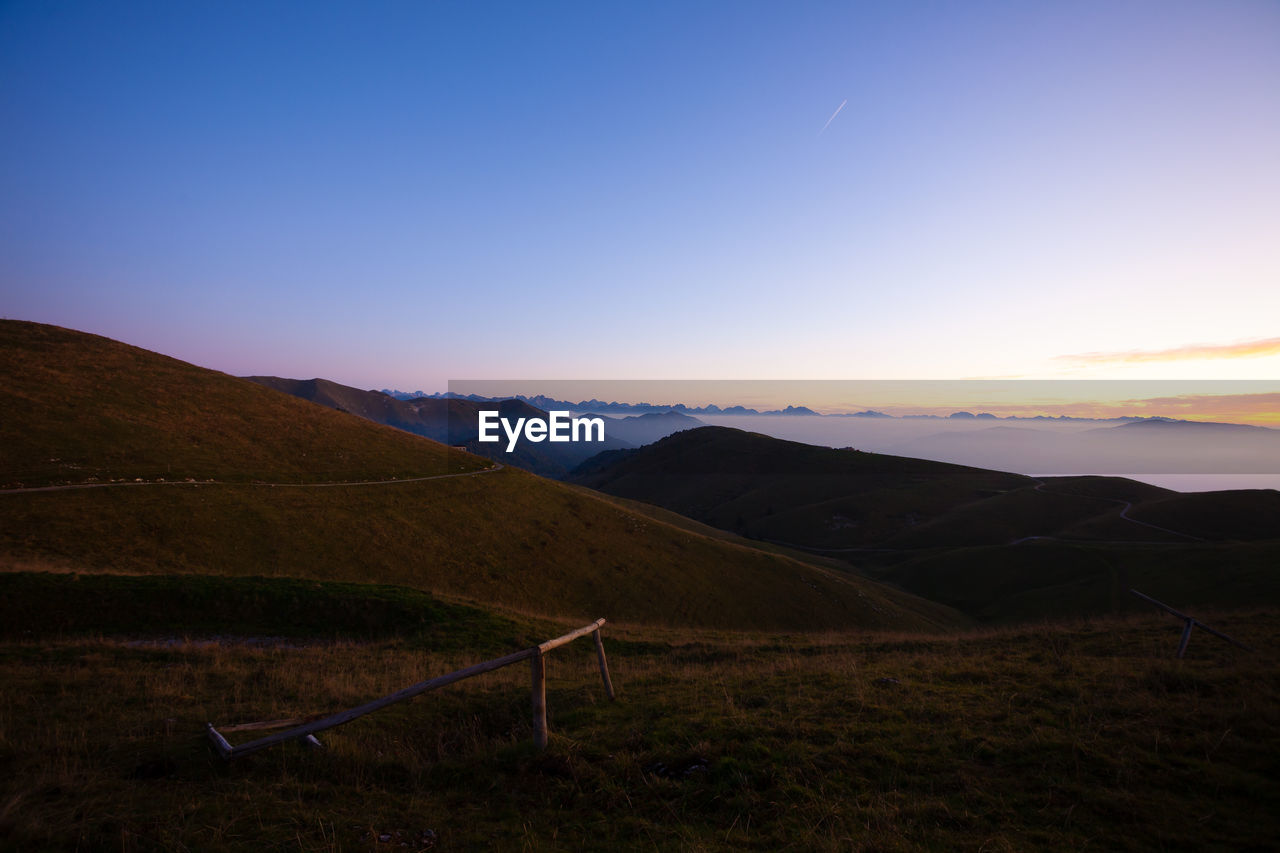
[3,1,1279,406]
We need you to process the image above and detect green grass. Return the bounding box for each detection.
[1,611,1276,850]
[0,572,530,652]
[0,467,964,632]
[0,320,963,633]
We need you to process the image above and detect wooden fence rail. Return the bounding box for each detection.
[207,618,614,759]
[1128,590,1253,658]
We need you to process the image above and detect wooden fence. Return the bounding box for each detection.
[1129,590,1253,658]
[207,618,615,759]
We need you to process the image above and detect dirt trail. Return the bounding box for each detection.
[1011,479,1203,543]
[0,463,504,495]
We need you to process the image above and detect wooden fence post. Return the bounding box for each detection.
[1129,589,1254,659]
[1177,618,1195,659]
[593,628,615,701]
[531,650,548,750]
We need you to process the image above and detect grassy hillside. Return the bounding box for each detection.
[0,470,963,631]
[0,321,960,632]
[1126,489,1280,541]
[572,426,1035,547]
[0,572,534,652]
[1,612,1275,850]
[245,376,451,439]
[569,427,1199,550]
[0,321,480,487]
[1034,475,1174,504]
[875,487,1135,548]
[572,428,1280,622]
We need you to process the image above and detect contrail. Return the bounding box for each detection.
[820,98,848,134]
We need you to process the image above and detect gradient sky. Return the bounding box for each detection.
[3,1,1278,395]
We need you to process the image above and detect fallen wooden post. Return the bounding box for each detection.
[1128,589,1254,658]
[207,618,613,759]
[218,717,312,733]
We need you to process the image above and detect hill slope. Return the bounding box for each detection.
[571,426,1038,547]
[571,427,1280,621]
[0,322,482,487]
[0,321,961,632]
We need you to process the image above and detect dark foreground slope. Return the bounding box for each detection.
[573,427,1280,621]
[0,321,960,632]
[1,612,1276,850]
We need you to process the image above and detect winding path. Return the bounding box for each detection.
[1013,478,1203,544]
[0,462,504,495]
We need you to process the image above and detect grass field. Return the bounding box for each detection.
[0,469,964,632]
[0,572,533,652]
[1,609,1276,851]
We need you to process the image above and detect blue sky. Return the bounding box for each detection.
[3,1,1278,392]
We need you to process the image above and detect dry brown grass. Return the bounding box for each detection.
[1,611,1276,851]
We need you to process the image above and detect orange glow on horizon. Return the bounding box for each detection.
[1058,337,1280,366]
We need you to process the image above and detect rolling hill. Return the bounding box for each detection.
[0,320,961,632]
[571,426,1040,547]
[0,323,484,487]
[571,427,1280,621]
